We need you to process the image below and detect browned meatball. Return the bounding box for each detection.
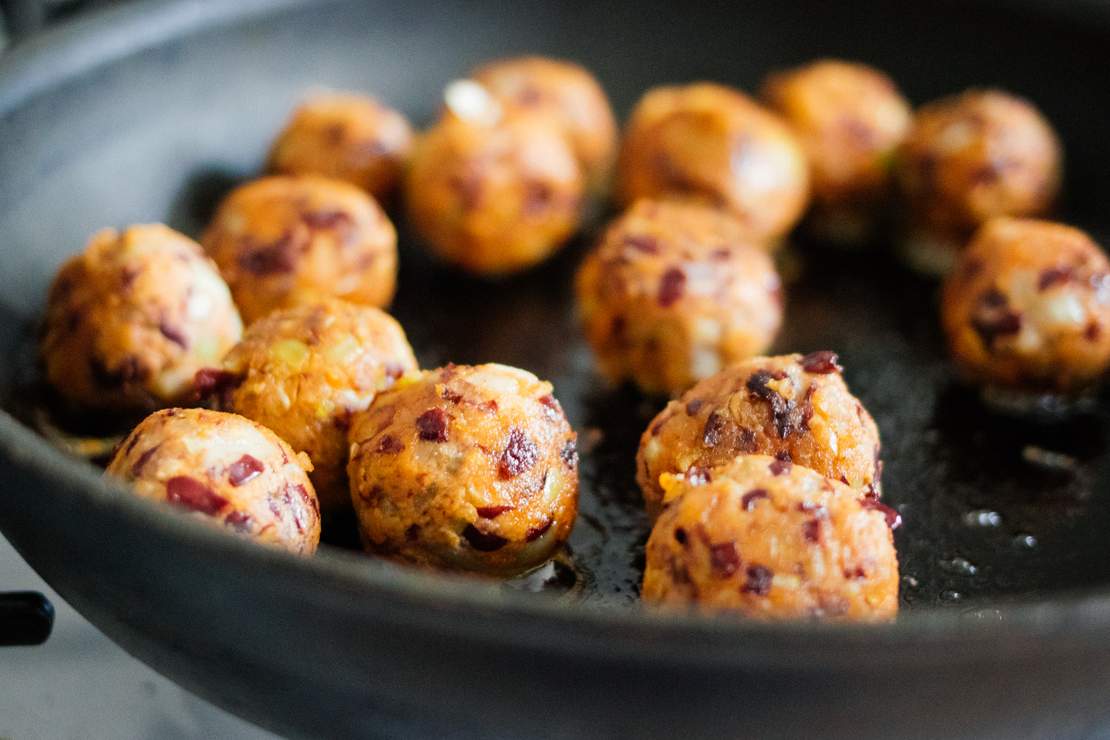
[638,353,881,520]
[896,89,1062,274]
[347,363,579,576]
[405,84,586,275]
[268,92,414,201]
[200,300,418,512]
[106,408,320,555]
[41,224,243,413]
[941,218,1110,395]
[616,82,810,246]
[470,56,617,193]
[202,175,397,324]
[643,454,899,621]
[576,199,783,395]
[761,59,912,243]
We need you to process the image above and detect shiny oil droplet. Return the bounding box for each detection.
[1013,533,1038,550]
[940,557,978,576]
[963,509,1002,528]
[939,589,963,604]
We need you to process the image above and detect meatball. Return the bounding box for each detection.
[347,363,579,576]
[202,175,397,324]
[616,82,810,245]
[199,300,418,512]
[470,56,617,193]
[642,454,899,621]
[267,92,414,201]
[576,199,783,395]
[41,224,243,413]
[405,82,586,275]
[761,59,912,243]
[106,408,320,555]
[941,217,1110,395]
[637,352,881,520]
[895,89,1062,274]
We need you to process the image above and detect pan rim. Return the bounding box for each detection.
[4,0,1110,667]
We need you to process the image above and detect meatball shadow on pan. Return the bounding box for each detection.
[164,166,248,236]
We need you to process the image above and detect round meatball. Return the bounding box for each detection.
[470,56,617,193]
[637,352,881,520]
[576,199,783,395]
[896,89,1062,274]
[199,300,418,512]
[405,87,586,275]
[106,408,320,555]
[41,224,243,412]
[642,454,899,621]
[761,59,912,243]
[347,363,579,576]
[941,217,1110,394]
[616,82,810,245]
[202,175,397,324]
[267,92,414,201]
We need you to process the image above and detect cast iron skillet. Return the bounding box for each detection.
[4,1,1110,737]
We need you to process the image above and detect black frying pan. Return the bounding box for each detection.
[4,1,1110,737]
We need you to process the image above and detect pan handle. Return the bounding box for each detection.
[0,591,54,646]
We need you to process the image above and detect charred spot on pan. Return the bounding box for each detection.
[463,524,508,551]
[499,428,538,479]
[228,454,264,486]
[166,475,228,516]
[741,564,773,596]
[658,267,687,307]
[416,408,449,442]
[709,542,740,577]
[800,350,842,374]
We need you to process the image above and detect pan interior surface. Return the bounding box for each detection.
[3,0,1110,619]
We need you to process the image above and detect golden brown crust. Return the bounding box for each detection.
[268,93,414,200]
[470,56,617,193]
[106,408,320,555]
[41,224,243,412]
[637,353,881,520]
[202,175,397,324]
[615,82,809,245]
[576,199,782,395]
[347,363,578,576]
[404,111,585,275]
[642,454,898,622]
[761,59,911,240]
[941,218,1110,393]
[896,89,1061,253]
[207,300,418,512]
